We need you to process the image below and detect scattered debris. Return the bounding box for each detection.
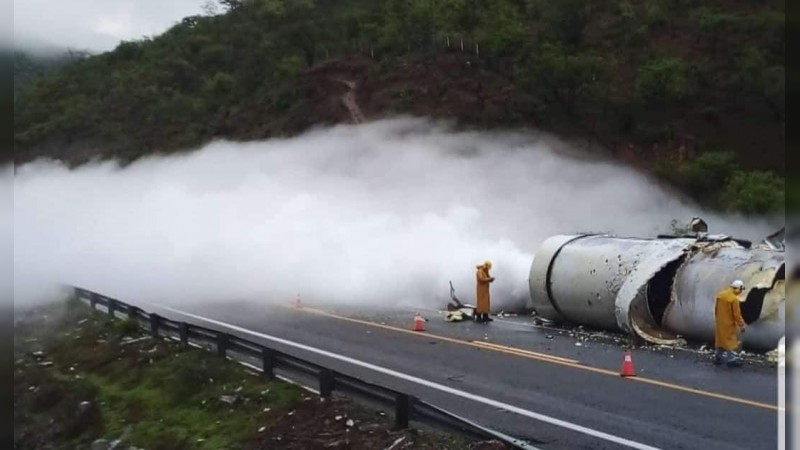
[91,439,110,450]
[470,439,510,450]
[120,336,150,345]
[446,281,476,322]
[766,338,784,364]
[78,401,92,414]
[346,419,355,427]
[219,395,237,405]
[258,426,266,433]
[385,436,407,450]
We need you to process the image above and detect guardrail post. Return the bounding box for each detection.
[319,369,334,398]
[394,394,413,429]
[261,348,275,380]
[107,298,116,318]
[179,322,188,346]
[217,332,228,358]
[128,305,139,321]
[89,293,97,310]
[149,314,160,337]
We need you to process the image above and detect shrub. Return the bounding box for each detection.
[723,170,785,215]
[115,317,141,336]
[635,57,695,104]
[680,151,737,194]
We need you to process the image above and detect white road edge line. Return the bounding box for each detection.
[154,304,661,450]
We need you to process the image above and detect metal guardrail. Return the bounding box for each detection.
[73,287,531,449]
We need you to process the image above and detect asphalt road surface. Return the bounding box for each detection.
[149,299,779,450]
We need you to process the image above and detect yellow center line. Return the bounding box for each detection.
[288,304,779,412]
[470,340,579,364]
[296,305,575,364]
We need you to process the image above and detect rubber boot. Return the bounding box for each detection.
[727,359,743,368]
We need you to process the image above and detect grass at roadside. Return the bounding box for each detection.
[14,299,479,449]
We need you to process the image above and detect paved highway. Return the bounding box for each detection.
[151,300,779,450]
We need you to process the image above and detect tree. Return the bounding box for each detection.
[202,0,220,15]
[735,46,784,121]
[635,57,695,105]
[723,170,785,215]
[525,44,606,118]
[544,0,593,47]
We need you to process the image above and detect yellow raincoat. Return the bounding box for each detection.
[475,263,494,314]
[714,287,745,351]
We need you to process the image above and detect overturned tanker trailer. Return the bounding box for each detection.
[528,233,785,351]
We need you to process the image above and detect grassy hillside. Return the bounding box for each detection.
[13,0,785,213]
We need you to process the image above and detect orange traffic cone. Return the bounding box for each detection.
[413,313,426,332]
[620,350,636,377]
[293,294,303,309]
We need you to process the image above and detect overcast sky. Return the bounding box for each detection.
[13,0,209,53]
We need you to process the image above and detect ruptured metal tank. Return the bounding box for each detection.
[529,234,785,350]
[663,247,785,350]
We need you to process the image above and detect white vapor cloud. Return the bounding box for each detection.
[11,118,778,311]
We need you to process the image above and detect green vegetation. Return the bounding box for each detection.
[12,50,84,101]
[723,170,785,215]
[657,150,784,214]
[13,0,785,213]
[14,301,303,449]
[15,300,470,450]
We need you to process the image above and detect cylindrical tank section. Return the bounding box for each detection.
[529,235,695,343]
[529,234,786,351]
[663,248,785,350]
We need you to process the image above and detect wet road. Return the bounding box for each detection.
[149,299,779,450]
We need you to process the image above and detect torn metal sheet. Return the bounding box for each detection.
[447,281,475,322]
[528,233,785,351]
[760,227,785,251]
[664,246,785,350]
[614,240,691,345]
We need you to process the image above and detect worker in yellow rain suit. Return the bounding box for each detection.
[714,280,746,367]
[475,261,495,323]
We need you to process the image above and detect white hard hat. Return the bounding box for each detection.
[731,280,745,289]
